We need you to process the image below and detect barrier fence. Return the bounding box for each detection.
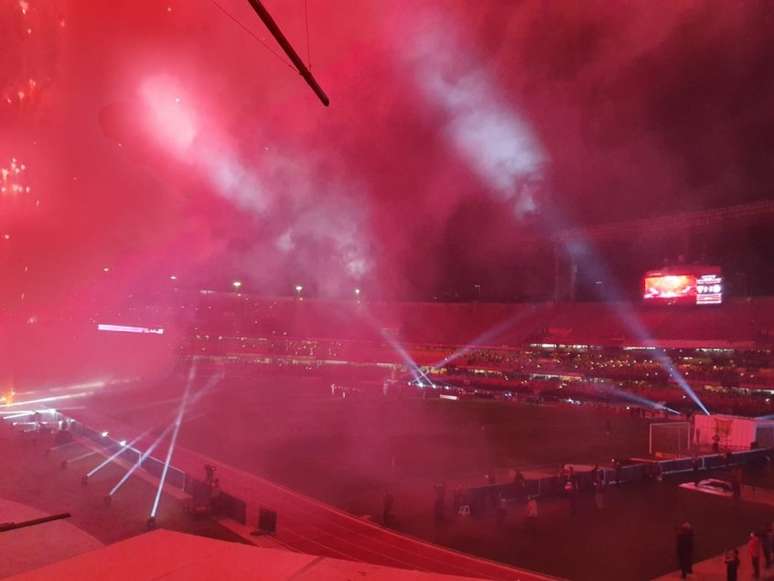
[463,448,774,516]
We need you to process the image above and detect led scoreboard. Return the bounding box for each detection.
[643,266,723,306]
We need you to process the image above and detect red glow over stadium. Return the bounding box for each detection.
[5,2,774,579]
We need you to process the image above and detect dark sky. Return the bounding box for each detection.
[2,0,774,306]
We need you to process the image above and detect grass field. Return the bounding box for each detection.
[95,375,653,503]
[86,371,774,579]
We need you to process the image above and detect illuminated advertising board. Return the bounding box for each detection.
[643,267,722,306]
[97,324,165,335]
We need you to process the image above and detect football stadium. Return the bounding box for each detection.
[3,2,774,580]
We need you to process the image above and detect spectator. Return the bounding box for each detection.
[495,495,507,528]
[383,490,394,526]
[525,496,538,536]
[594,477,606,510]
[762,524,773,569]
[514,470,527,499]
[692,455,701,485]
[676,522,694,579]
[590,464,599,486]
[209,478,222,514]
[725,548,740,581]
[749,532,762,579]
[564,478,577,516]
[732,467,743,501]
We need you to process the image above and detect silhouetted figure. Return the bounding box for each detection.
[614,459,623,486]
[692,455,701,485]
[204,464,216,486]
[594,476,606,510]
[525,496,538,537]
[514,470,527,500]
[762,524,773,569]
[383,491,394,526]
[725,548,740,581]
[564,478,577,516]
[676,522,694,579]
[495,495,507,528]
[210,478,222,514]
[732,466,743,501]
[749,532,762,578]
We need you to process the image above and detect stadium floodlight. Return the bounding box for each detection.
[169,275,177,281]
[354,288,361,297]
[232,280,242,289]
[295,284,303,294]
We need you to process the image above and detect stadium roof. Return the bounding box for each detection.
[7,529,491,581]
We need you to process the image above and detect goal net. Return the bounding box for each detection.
[649,422,692,457]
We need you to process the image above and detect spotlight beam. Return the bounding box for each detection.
[2,411,35,420]
[431,306,539,369]
[107,362,222,498]
[86,430,153,479]
[108,425,173,497]
[149,371,223,518]
[547,202,711,416]
[0,392,94,409]
[244,0,330,106]
[591,382,680,414]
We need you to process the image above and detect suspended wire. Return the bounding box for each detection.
[206,0,296,71]
[304,0,312,70]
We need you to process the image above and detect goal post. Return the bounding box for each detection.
[649,422,692,457]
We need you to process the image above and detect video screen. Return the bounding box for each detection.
[643,273,722,305]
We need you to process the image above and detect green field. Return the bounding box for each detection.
[93,375,774,580]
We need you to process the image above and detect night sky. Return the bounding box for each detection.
[2,0,774,307]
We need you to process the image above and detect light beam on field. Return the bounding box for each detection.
[0,392,94,408]
[558,226,710,415]
[3,411,35,420]
[591,382,680,414]
[14,380,107,397]
[108,425,174,497]
[379,329,434,387]
[149,370,222,518]
[86,430,153,478]
[430,306,539,369]
[405,12,709,416]
[149,365,196,518]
